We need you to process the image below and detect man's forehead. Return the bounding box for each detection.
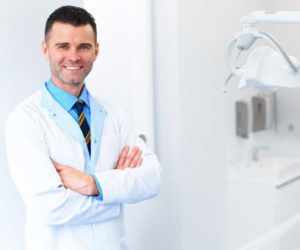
[47,22,95,42]
[50,22,94,34]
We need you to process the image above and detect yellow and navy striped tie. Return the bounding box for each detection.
[73,100,91,155]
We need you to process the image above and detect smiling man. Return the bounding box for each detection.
[43,21,97,95]
[5,5,162,250]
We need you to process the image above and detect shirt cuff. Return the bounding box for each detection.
[91,174,103,201]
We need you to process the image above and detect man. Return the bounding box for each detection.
[5,5,162,250]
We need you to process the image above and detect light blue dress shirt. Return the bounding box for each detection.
[45,79,91,126]
[45,79,103,200]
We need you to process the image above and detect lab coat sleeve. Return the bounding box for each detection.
[93,108,163,204]
[5,107,120,226]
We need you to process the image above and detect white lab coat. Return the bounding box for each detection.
[5,84,162,250]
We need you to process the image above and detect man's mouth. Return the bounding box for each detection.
[64,66,82,70]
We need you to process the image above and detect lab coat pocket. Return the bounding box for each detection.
[96,134,123,171]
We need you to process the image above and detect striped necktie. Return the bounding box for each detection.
[73,100,91,155]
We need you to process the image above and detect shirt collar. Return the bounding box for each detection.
[45,79,90,112]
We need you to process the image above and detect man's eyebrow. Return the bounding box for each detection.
[55,42,69,47]
[54,42,93,48]
[80,43,93,47]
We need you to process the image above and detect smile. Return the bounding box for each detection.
[64,66,82,70]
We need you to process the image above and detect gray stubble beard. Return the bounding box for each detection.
[50,63,93,86]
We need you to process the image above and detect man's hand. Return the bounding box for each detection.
[53,161,99,196]
[115,146,143,170]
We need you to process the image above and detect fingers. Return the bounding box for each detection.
[115,145,130,170]
[129,149,142,168]
[137,158,143,167]
[124,146,139,167]
[115,146,143,170]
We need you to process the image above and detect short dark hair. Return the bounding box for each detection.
[45,5,97,43]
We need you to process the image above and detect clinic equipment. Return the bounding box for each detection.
[224,11,300,92]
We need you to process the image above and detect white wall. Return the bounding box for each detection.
[151,0,182,249]
[0,1,83,249]
[152,0,267,249]
[84,0,155,149]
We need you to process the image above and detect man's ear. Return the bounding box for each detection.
[42,41,49,60]
[94,42,100,60]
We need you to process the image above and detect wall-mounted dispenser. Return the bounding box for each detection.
[236,101,248,138]
[252,96,266,132]
[235,94,275,138]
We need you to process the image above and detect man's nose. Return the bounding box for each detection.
[67,48,81,61]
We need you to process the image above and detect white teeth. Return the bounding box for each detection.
[65,66,80,70]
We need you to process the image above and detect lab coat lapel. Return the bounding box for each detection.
[41,84,85,146]
[89,95,107,172]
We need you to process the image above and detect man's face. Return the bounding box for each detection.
[42,22,99,87]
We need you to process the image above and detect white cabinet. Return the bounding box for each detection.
[228,159,300,250]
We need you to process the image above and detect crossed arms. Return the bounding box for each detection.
[52,146,143,196]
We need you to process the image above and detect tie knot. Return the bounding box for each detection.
[73,100,85,115]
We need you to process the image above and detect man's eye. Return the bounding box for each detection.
[59,45,67,49]
[80,45,89,50]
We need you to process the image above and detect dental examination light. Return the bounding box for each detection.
[224,11,300,93]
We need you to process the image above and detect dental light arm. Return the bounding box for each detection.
[241,10,300,26]
[225,11,300,92]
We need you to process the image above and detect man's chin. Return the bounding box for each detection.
[68,80,82,86]
[62,78,83,86]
